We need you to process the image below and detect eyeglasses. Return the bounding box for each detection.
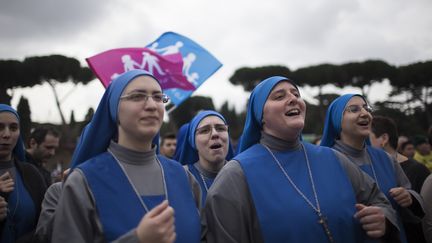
[120,92,170,103]
[345,104,374,114]
[196,124,228,135]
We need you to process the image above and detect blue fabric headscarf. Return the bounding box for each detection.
[236,76,299,153]
[0,104,26,162]
[176,110,235,165]
[70,70,161,169]
[172,123,190,162]
[320,93,371,147]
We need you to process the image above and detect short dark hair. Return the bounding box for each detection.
[28,126,60,146]
[400,140,414,151]
[413,135,429,147]
[161,133,176,145]
[371,116,398,149]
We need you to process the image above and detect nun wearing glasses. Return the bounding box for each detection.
[320,93,425,243]
[175,110,235,205]
[52,70,201,243]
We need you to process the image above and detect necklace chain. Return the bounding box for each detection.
[199,172,209,192]
[108,149,168,212]
[263,143,335,243]
[369,161,380,190]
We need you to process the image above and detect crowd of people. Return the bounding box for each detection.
[0,69,431,243]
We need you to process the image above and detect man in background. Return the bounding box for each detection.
[414,136,432,171]
[370,116,429,243]
[160,133,176,159]
[26,127,60,186]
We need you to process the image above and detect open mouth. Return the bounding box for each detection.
[285,108,301,117]
[210,143,222,150]
[357,120,369,126]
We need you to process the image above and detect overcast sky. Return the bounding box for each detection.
[1,0,432,123]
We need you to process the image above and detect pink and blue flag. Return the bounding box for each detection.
[86,32,222,106]
[146,32,222,106]
[86,47,195,91]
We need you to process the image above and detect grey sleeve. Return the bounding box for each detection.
[202,160,264,243]
[421,175,432,243]
[51,169,141,243]
[183,166,203,210]
[391,156,425,218]
[333,150,400,230]
[34,182,63,242]
[51,169,106,243]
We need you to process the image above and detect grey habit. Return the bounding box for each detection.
[333,140,425,220]
[421,174,432,243]
[202,133,399,243]
[51,141,201,243]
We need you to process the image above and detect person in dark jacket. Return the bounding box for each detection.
[25,126,60,186]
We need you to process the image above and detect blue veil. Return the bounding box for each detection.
[0,104,25,161]
[320,93,370,147]
[70,70,161,169]
[176,110,235,165]
[236,76,299,153]
[172,123,190,162]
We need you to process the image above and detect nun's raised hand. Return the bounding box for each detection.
[354,203,386,238]
[0,172,14,193]
[389,187,412,207]
[136,200,176,243]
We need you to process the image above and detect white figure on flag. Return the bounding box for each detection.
[140,51,165,75]
[121,55,141,71]
[182,53,199,84]
[151,41,184,56]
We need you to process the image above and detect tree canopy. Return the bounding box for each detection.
[0,55,94,105]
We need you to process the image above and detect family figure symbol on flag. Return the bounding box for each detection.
[86,32,222,107]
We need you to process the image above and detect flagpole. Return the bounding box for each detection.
[166,104,177,115]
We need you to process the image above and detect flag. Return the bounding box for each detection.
[86,48,195,90]
[146,32,222,106]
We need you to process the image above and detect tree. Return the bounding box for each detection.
[169,96,215,129]
[218,101,245,141]
[17,96,32,144]
[391,61,432,127]
[0,55,94,124]
[340,60,396,98]
[0,60,34,104]
[292,64,345,122]
[22,55,94,125]
[229,65,291,91]
[70,110,76,127]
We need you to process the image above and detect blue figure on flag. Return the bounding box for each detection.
[146,32,223,107]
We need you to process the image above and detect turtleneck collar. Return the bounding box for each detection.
[193,160,225,178]
[0,159,14,170]
[333,140,367,158]
[259,132,301,152]
[108,140,157,165]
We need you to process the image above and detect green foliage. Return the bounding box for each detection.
[229,59,431,135]
[340,60,396,89]
[70,110,76,127]
[0,55,94,104]
[169,96,216,129]
[17,96,32,144]
[229,65,291,91]
[292,64,344,87]
[218,101,245,141]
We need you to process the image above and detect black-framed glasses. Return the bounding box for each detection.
[345,104,374,114]
[120,92,169,103]
[196,124,228,135]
